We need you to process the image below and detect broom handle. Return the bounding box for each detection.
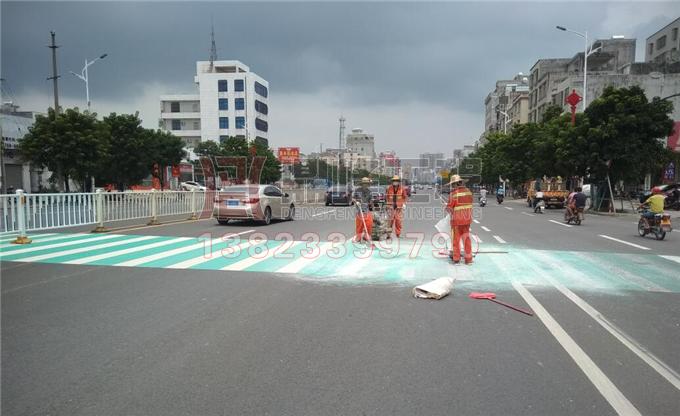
[488,298,533,316]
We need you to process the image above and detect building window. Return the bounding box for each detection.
[255,81,268,98]
[235,98,245,110]
[218,80,228,92]
[673,28,678,41]
[170,102,180,113]
[219,117,229,129]
[220,135,229,143]
[193,121,200,130]
[255,118,268,132]
[649,43,654,54]
[171,119,182,130]
[218,98,228,110]
[235,117,245,129]
[234,79,244,92]
[255,100,268,115]
[657,35,667,50]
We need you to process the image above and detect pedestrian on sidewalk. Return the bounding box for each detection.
[446,175,474,265]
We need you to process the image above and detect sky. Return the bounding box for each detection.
[1,1,678,157]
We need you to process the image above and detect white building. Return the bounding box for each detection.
[160,60,269,149]
[345,128,376,158]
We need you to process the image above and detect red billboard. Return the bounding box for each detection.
[277,147,300,164]
[667,121,680,152]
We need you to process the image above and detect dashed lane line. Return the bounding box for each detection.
[504,206,513,210]
[493,235,507,244]
[659,255,680,265]
[481,226,491,232]
[599,234,650,251]
[473,219,480,224]
[549,219,572,228]
[311,209,336,217]
[521,212,536,217]
[512,281,642,416]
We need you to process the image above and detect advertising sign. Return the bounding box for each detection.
[277,147,300,164]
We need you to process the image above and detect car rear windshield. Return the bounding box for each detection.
[221,186,259,193]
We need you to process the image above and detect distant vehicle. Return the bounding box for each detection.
[326,185,353,206]
[641,183,680,210]
[213,185,294,225]
[367,186,386,210]
[180,181,206,191]
[526,179,567,208]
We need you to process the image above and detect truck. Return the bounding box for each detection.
[526,178,568,209]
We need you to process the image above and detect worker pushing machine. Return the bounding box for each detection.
[386,175,408,238]
[353,177,374,243]
[446,174,474,265]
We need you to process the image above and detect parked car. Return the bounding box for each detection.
[213,185,295,225]
[326,185,353,206]
[180,181,206,191]
[640,183,680,209]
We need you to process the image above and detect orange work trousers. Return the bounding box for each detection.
[451,224,473,263]
[388,207,403,237]
[355,213,374,242]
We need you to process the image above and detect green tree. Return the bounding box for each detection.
[19,108,110,191]
[145,129,186,189]
[585,86,674,183]
[250,140,281,183]
[193,140,222,158]
[99,112,150,190]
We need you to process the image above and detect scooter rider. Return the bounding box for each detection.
[479,186,488,204]
[496,184,505,203]
[353,177,374,243]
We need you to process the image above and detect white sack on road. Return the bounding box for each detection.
[413,277,454,300]
[434,213,452,251]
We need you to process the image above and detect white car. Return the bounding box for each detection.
[180,181,206,191]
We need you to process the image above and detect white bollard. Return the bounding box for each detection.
[12,189,32,244]
[148,189,160,225]
[189,189,198,220]
[92,188,107,232]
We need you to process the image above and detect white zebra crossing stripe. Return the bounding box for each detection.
[17,236,157,262]
[167,239,264,269]
[659,255,680,265]
[0,234,121,257]
[493,235,506,244]
[116,230,254,267]
[0,233,89,249]
[64,237,193,265]
[221,241,304,271]
[276,242,334,274]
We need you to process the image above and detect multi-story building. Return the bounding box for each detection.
[484,74,529,133]
[345,128,376,158]
[528,37,636,122]
[646,17,680,64]
[160,60,269,149]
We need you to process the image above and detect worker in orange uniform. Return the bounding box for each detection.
[386,175,408,238]
[353,177,374,243]
[445,175,474,265]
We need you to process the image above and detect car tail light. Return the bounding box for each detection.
[241,197,260,204]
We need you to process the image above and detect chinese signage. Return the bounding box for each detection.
[277,147,300,164]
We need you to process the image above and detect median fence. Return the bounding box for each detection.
[1,189,208,243]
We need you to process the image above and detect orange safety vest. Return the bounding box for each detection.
[447,186,473,226]
[386,184,408,209]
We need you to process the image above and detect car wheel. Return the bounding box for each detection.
[217,219,230,225]
[262,206,272,225]
[287,204,295,221]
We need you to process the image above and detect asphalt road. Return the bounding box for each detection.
[2,191,679,415]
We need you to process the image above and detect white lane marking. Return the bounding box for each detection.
[521,212,535,217]
[504,206,513,211]
[512,281,642,416]
[471,234,482,244]
[18,236,157,262]
[116,230,254,267]
[0,233,55,243]
[0,234,121,257]
[167,239,264,269]
[659,255,680,265]
[277,241,334,274]
[64,237,193,265]
[311,209,336,217]
[473,219,480,224]
[543,275,680,392]
[493,235,507,244]
[222,241,304,271]
[599,234,650,251]
[549,219,572,228]
[481,226,491,232]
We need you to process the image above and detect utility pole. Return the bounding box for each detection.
[338,116,345,185]
[0,79,5,193]
[47,31,60,114]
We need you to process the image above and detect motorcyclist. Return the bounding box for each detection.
[496,184,505,203]
[479,186,488,201]
[640,188,665,229]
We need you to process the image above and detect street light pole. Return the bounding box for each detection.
[70,53,107,112]
[556,26,599,111]
[499,110,511,134]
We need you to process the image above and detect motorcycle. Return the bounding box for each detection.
[637,208,672,240]
[479,196,487,207]
[534,198,545,214]
[496,194,504,204]
[564,206,584,225]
